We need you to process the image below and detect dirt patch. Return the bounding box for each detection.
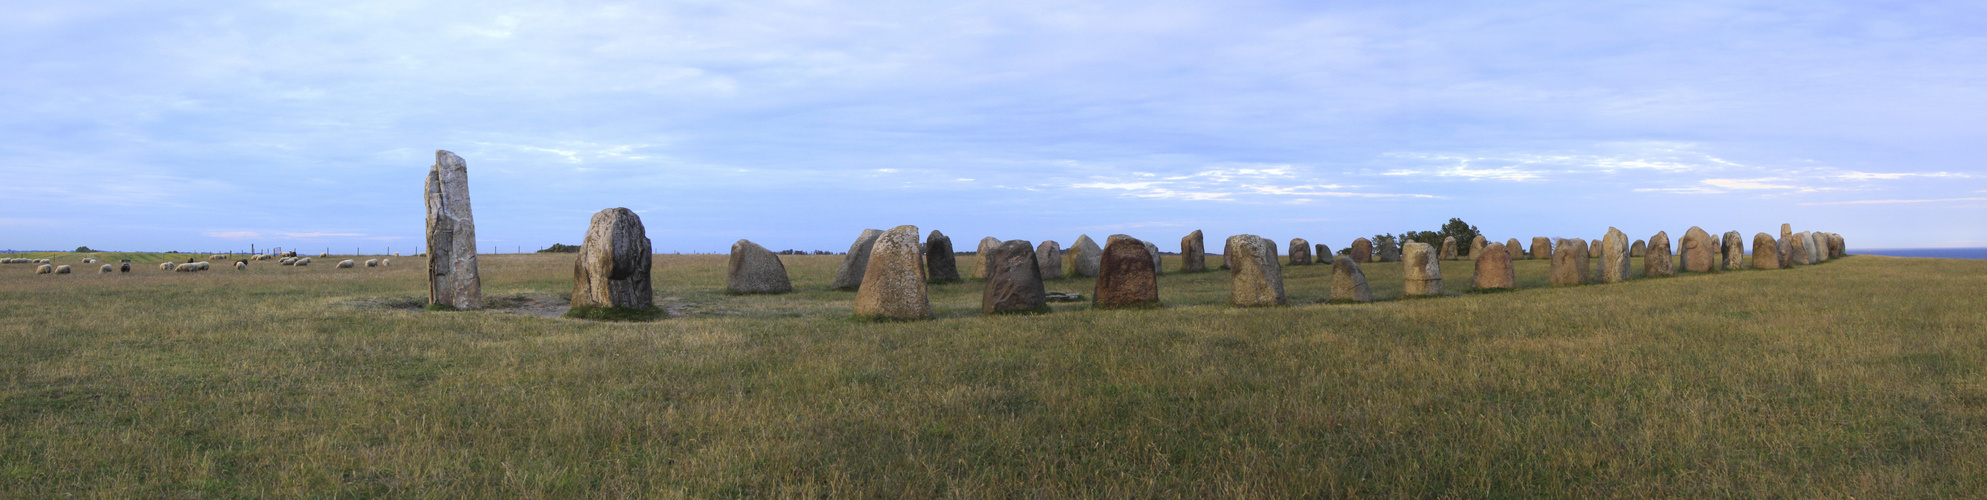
[486,294,571,318]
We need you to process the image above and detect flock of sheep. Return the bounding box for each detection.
[7,254,392,275]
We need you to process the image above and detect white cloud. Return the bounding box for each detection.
[1799,197,1987,206]
[1701,178,1799,190]
[1833,171,1970,180]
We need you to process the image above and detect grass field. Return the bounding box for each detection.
[2,249,1983,497]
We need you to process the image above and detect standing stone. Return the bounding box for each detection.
[726,239,792,294]
[1787,234,1810,266]
[1316,243,1331,263]
[973,237,1001,279]
[571,207,654,310]
[1803,232,1822,263]
[1776,236,1792,268]
[1631,240,1647,257]
[1377,239,1401,262]
[1505,238,1525,261]
[1680,226,1716,273]
[1070,235,1103,277]
[1036,240,1064,281]
[1143,240,1163,275]
[1289,238,1313,265]
[924,230,961,283]
[1180,230,1207,273]
[1530,237,1552,260]
[1550,238,1586,286]
[1469,235,1487,258]
[1440,236,1459,260]
[425,150,483,310]
[831,229,885,290]
[1781,223,1793,241]
[1094,236,1160,309]
[1600,227,1630,283]
[1402,242,1443,296]
[1330,256,1373,302]
[1577,239,1596,282]
[1752,233,1782,269]
[982,240,1048,314]
[1226,235,1287,306]
[1350,238,1374,263]
[1831,233,1847,258]
[1645,231,1674,277]
[1474,242,1516,290]
[853,225,931,320]
[1721,231,1745,270]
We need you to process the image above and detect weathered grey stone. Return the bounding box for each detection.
[1631,240,1646,257]
[1469,235,1487,259]
[1680,226,1716,273]
[1531,237,1552,260]
[1402,242,1442,296]
[571,207,654,310]
[1440,236,1459,260]
[1180,230,1207,272]
[1094,236,1159,309]
[1377,239,1400,262]
[974,237,1000,279]
[1781,223,1793,241]
[1316,243,1330,263]
[1036,240,1064,281]
[1551,238,1586,286]
[1580,239,1596,281]
[1144,240,1163,275]
[983,239,1048,314]
[1351,238,1373,263]
[1070,235,1103,277]
[1803,232,1822,263]
[1600,227,1630,283]
[726,239,792,294]
[1281,238,1308,265]
[1830,233,1847,258]
[1474,242,1515,290]
[831,229,884,290]
[853,225,931,320]
[1505,238,1525,261]
[1645,231,1674,277]
[1777,236,1792,268]
[924,230,960,283]
[1226,235,1286,307]
[1786,234,1809,266]
[1330,256,1372,302]
[1722,231,1745,270]
[425,150,483,309]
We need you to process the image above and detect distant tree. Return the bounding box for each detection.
[538,243,581,253]
[74,246,96,253]
[1439,218,1482,256]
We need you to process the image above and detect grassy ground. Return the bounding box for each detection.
[2,251,1983,497]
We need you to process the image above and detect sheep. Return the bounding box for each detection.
[319,252,329,258]
[337,259,355,268]
[196,262,210,271]
[296,258,311,266]
[100,264,113,273]
[176,263,196,273]
[235,261,247,271]
[82,258,96,264]
[120,262,130,273]
[253,254,271,261]
[160,262,175,271]
[1,258,13,263]
[54,265,71,274]
[209,254,225,261]
[279,257,295,266]
[381,259,391,266]
[36,264,52,274]
[365,259,379,267]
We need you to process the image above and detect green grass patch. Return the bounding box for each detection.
[563,305,665,322]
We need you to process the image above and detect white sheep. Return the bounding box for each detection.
[196,262,210,271]
[176,263,196,272]
[81,258,96,264]
[160,262,177,271]
[36,264,52,274]
[365,259,379,267]
[209,254,225,260]
[100,264,113,273]
[235,261,247,270]
[296,258,311,266]
[54,265,71,274]
[253,254,271,261]
[381,259,391,266]
[337,259,355,268]
[319,252,328,258]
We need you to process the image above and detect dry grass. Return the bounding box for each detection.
[2,251,1984,497]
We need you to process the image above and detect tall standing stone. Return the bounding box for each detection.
[982,240,1048,314]
[1070,235,1103,277]
[1317,244,1332,262]
[1803,232,1822,263]
[1679,226,1716,273]
[425,150,483,309]
[1577,239,1596,282]
[1787,234,1810,266]
[1402,242,1443,296]
[1530,237,1552,260]
[1143,240,1163,275]
[974,237,1001,279]
[1330,256,1373,302]
[1474,242,1516,290]
[1505,238,1525,261]
[1631,240,1647,257]
[924,230,961,283]
[1550,238,1586,286]
[1180,230,1207,272]
[853,225,931,320]
[1377,239,1401,262]
[1094,236,1160,309]
[726,239,792,294]
[1752,233,1781,269]
[1645,231,1674,277]
[1226,235,1286,307]
[1776,236,1793,268]
[1036,240,1064,281]
[1350,238,1374,263]
[1289,238,1313,265]
[1721,231,1745,270]
[1469,235,1487,259]
[831,229,885,290]
[1440,236,1459,260]
[1600,227,1630,283]
[571,208,654,310]
[1781,223,1793,241]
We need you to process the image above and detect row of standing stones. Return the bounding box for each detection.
[416,151,1850,319]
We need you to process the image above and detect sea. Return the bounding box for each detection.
[1851,248,1987,260]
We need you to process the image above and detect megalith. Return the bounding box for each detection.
[974,237,1001,279]
[830,229,884,290]
[1781,223,1793,241]
[1579,239,1596,282]
[1143,240,1163,275]
[1803,232,1822,263]
[1474,242,1515,290]
[1645,231,1674,277]
[1226,235,1286,307]
[1351,238,1374,263]
[1070,235,1103,277]
[1550,238,1586,286]
[1752,233,1781,269]
[1330,256,1373,302]
[982,239,1048,314]
[1505,238,1525,261]
[1440,236,1459,260]
[1680,226,1716,273]
[1530,237,1552,260]
[1786,234,1810,266]
[853,225,931,320]
[1402,242,1443,296]
[1316,243,1331,263]
[924,230,961,283]
[1289,238,1313,265]
[1631,240,1646,257]
[1180,230,1207,272]
[1094,236,1160,309]
[1377,239,1401,262]
[1599,227,1630,283]
[1469,235,1487,259]
[1036,240,1064,281]
[571,207,654,310]
[1721,231,1744,270]
[726,239,792,294]
[425,150,483,310]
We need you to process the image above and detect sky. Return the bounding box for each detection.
[3,0,1985,254]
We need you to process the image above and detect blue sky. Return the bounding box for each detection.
[4,0,1984,253]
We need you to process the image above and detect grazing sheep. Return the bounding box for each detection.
[54,265,71,274]
[209,255,225,260]
[120,262,130,273]
[296,258,311,266]
[319,252,329,258]
[365,259,379,267]
[82,258,96,264]
[100,264,113,273]
[160,262,177,271]
[380,259,391,266]
[1,258,12,263]
[253,254,271,261]
[196,262,210,271]
[36,264,52,274]
[176,264,196,273]
[337,259,355,268]
[235,261,247,270]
